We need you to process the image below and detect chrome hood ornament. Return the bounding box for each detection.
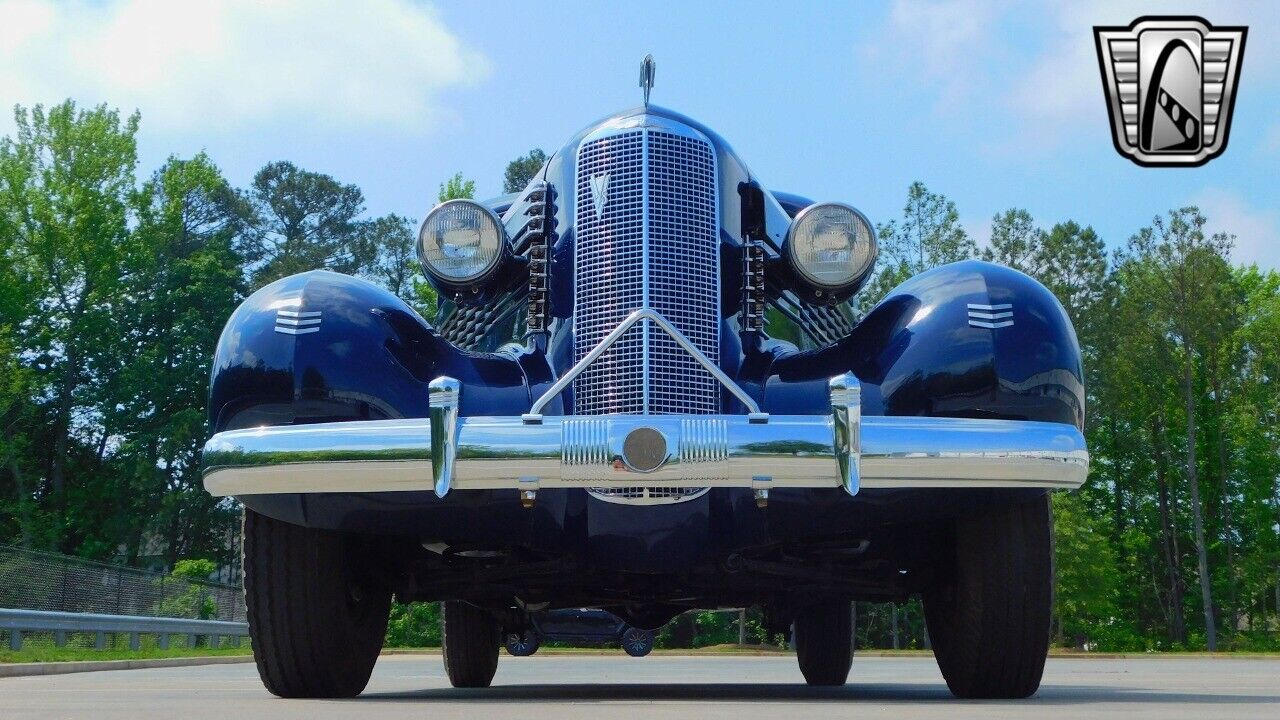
[589,172,610,219]
[640,54,655,106]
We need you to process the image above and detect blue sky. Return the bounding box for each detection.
[2,0,1276,267]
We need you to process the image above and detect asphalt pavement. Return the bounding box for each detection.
[3,654,1278,719]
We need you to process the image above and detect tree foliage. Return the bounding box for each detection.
[245,161,378,286]
[0,103,476,567]
[503,148,547,194]
[437,172,476,203]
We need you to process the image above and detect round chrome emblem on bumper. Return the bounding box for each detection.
[622,426,667,472]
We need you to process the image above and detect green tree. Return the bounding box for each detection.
[982,208,1043,273]
[438,172,476,202]
[153,559,218,620]
[114,153,247,565]
[1053,492,1119,646]
[1098,260,1190,645]
[503,149,547,194]
[858,182,974,314]
[1125,207,1237,650]
[245,161,377,287]
[0,102,139,541]
[0,183,35,545]
[369,213,418,302]
[1037,221,1108,322]
[879,181,975,273]
[384,602,442,647]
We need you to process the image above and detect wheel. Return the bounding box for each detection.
[923,496,1053,699]
[621,627,654,657]
[504,630,541,657]
[442,601,501,687]
[793,601,853,686]
[242,509,391,698]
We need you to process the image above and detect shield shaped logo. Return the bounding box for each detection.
[1095,17,1247,167]
[589,172,611,219]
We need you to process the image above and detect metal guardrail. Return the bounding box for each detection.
[0,608,249,652]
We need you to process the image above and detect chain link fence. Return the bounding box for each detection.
[0,544,245,623]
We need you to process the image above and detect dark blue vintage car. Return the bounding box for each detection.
[503,608,654,658]
[203,76,1087,699]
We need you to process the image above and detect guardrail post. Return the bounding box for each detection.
[8,629,20,651]
[129,632,140,651]
[210,634,220,649]
[187,632,197,648]
[54,629,67,647]
[158,633,169,650]
[95,631,106,649]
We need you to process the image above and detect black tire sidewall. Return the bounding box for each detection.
[794,601,854,686]
[923,496,1053,699]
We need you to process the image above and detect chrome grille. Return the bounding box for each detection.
[587,486,710,504]
[573,124,720,416]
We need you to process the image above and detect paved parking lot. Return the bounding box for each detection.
[4,654,1278,719]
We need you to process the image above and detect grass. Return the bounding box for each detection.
[0,645,252,664]
[0,631,252,664]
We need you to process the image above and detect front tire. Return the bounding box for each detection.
[442,601,501,687]
[923,496,1053,699]
[242,509,391,698]
[794,601,853,686]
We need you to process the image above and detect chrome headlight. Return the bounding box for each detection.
[785,202,877,291]
[418,200,507,283]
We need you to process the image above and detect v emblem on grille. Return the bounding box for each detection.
[589,172,610,219]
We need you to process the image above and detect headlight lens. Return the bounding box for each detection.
[786,203,877,289]
[418,200,506,282]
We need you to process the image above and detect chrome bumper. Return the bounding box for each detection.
[202,308,1087,501]
[201,412,1088,499]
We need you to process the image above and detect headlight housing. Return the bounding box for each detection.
[418,200,508,283]
[785,202,877,294]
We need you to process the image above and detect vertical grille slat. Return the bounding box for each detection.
[573,124,720,416]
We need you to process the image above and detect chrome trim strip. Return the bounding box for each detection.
[969,320,1015,329]
[203,415,1088,497]
[968,302,1015,329]
[274,308,322,335]
[525,308,763,422]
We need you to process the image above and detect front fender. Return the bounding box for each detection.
[207,271,535,433]
[764,261,1084,429]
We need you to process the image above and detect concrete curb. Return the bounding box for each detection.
[0,654,255,678]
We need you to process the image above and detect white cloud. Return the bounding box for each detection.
[0,0,487,135]
[1193,188,1280,269]
[860,0,1001,107]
